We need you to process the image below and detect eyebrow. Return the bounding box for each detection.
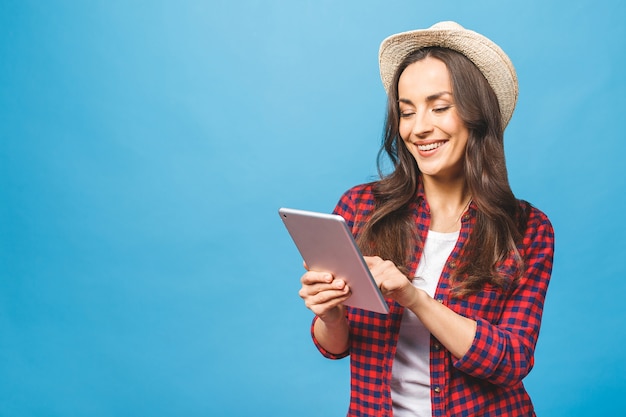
[398,91,453,105]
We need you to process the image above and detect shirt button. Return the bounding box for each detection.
[436,297,444,303]
[434,386,441,393]
[449,261,456,269]
[434,343,441,351]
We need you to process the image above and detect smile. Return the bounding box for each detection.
[417,141,447,151]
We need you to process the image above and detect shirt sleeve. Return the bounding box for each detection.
[309,187,361,360]
[310,316,350,359]
[452,209,555,387]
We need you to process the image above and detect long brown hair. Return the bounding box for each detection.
[356,47,529,297]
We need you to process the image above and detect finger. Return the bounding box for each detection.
[370,275,384,293]
[369,259,397,277]
[306,287,351,313]
[311,296,351,317]
[301,271,333,286]
[300,279,347,301]
[315,285,350,304]
[363,255,383,268]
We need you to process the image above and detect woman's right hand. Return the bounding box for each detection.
[298,268,351,323]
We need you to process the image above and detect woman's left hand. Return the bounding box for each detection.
[364,256,418,309]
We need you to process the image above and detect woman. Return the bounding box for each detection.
[298,21,554,416]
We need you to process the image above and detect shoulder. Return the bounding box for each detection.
[333,182,377,228]
[517,200,555,252]
[519,200,552,230]
[334,182,376,212]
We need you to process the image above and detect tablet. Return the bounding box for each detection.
[278,207,389,314]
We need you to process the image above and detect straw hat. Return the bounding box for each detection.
[378,21,518,128]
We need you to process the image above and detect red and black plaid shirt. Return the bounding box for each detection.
[312,181,554,416]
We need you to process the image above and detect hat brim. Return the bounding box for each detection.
[378,22,518,128]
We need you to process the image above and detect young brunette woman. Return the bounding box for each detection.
[298,21,554,417]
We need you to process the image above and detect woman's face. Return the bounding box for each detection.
[398,57,469,181]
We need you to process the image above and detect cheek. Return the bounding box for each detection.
[398,120,411,141]
[443,113,468,137]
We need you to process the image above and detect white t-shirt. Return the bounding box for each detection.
[391,230,459,417]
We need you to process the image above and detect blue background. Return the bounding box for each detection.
[1,1,624,415]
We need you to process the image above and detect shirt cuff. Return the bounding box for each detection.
[311,316,350,359]
[452,318,504,379]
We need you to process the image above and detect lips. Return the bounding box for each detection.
[417,140,447,152]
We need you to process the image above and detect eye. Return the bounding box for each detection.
[400,110,415,119]
[432,105,452,114]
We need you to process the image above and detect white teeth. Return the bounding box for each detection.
[417,141,445,151]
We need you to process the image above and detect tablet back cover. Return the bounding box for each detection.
[279,208,388,314]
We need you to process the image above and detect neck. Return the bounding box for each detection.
[422,174,470,209]
[422,175,471,232]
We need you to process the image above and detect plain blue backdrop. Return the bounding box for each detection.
[1,0,625,415]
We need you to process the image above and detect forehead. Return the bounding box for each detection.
[397,57,452,97]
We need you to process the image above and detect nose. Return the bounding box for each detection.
[411,109,434,138]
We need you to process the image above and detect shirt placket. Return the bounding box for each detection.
[430,209,471,416]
